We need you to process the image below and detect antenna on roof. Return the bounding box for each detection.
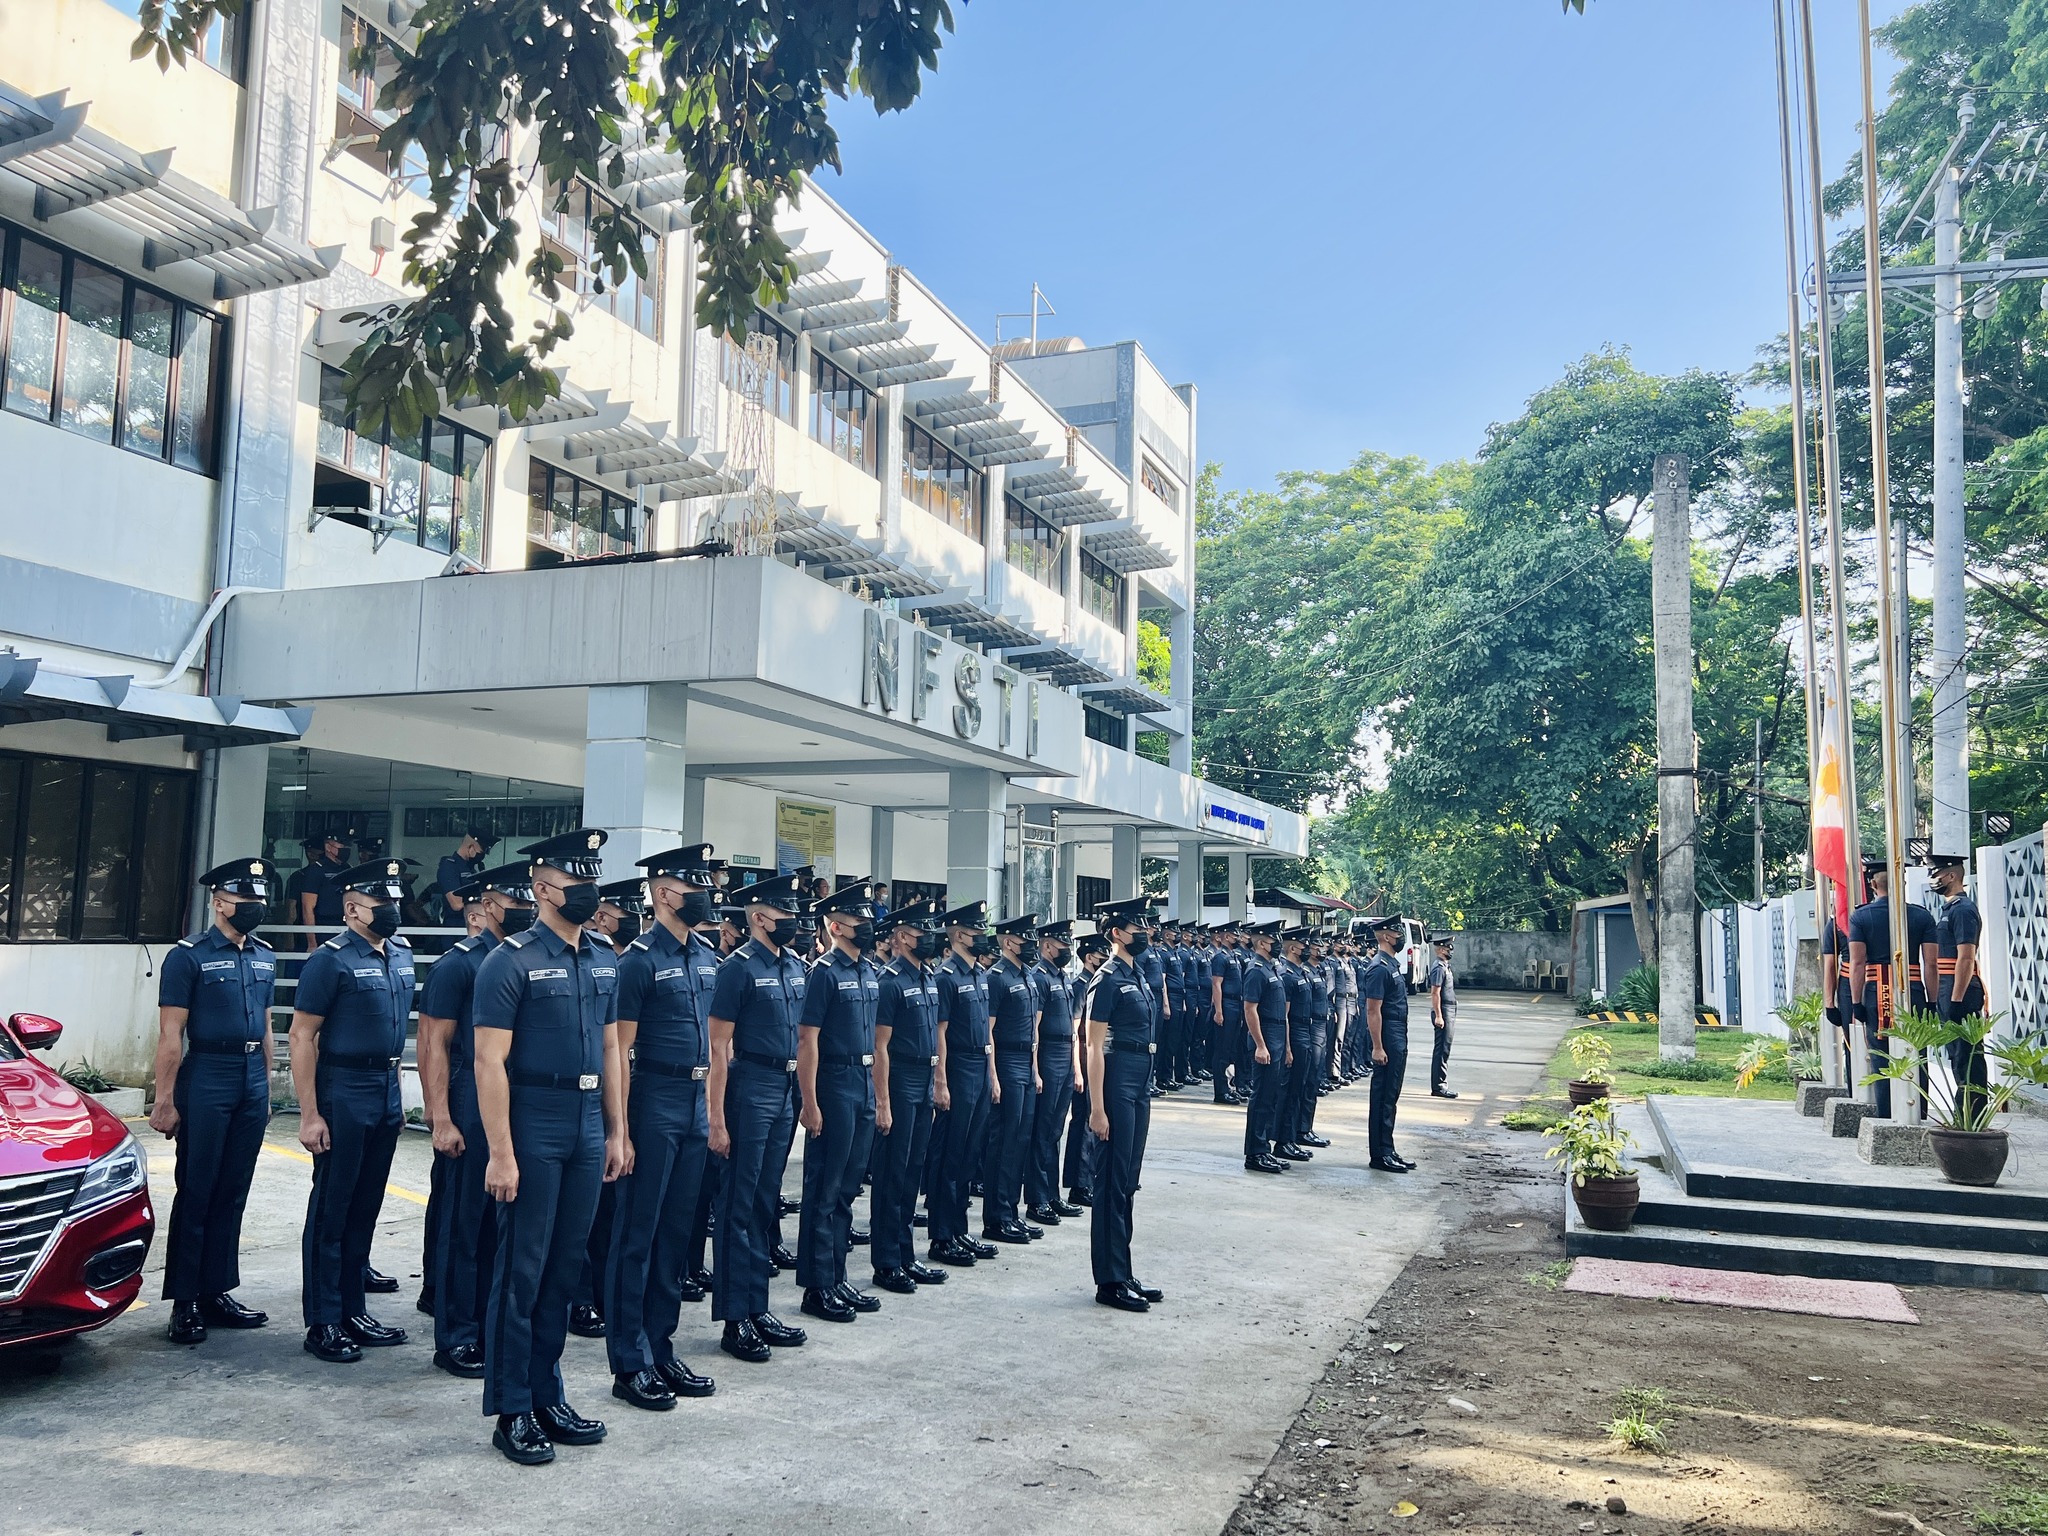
[994,282,1056,348]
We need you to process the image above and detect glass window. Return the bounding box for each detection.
[123,288,176,457]
[79,767,139,941]
[539,177,662,341]
[524,459,633,563]
[1140,457,1181,512]
[1081,549,1126,630]
[0,753,194,944]
[3,237,63,422]
[901,418,981,540]
[335,10,427,182]
[384,432,423,544]
[317,358,350,463]
[459,434,488,559]
[811,353,878,475]
[136,774,192,941]
[1084,706,1128,750]
[424,420,458,555]
[172,308,221,473]
[1004,494,1065,593]
[312,364,490,553]
[59,259,124,441]
[719,311,796,423]
[18,758,83,941]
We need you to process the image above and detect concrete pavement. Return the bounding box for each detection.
[0,989,1572,1536]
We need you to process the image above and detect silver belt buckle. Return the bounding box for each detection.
[927,1055,939,1066]
[860,1053,874,1066]
[1147,1043,1157,1054]
[785,1059,798,1072]
[691,1066,708,1080]
[578,1073,600,1090]
[389,1056,404,1068]
[243,1040,260,1053]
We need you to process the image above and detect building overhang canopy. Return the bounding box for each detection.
[905,388,1044,470]
[1004,463,1119,529]
[1001,645,1113,688]
[897,598,1041,651]
[549,416,744,500]
[1077,679,1172,717]
[769,497,943,597]
[0,655,311,751]
[1080,523,1174,574]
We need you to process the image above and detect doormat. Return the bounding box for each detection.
[1563,1257,1919,1323]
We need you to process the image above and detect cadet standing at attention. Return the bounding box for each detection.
[795,883,884,1325]
[1085,899,1164,1314]
[153,858,279,1345]
[1846,859,1939,1118]
[1210,923,1245,1105]
[471,829,628,1465]
[436,830,495,927]
[1155,921,1184,1092]
[289,859,416,1363]
[983,913,1043,1245]
[567,878,650,1338]
[1929,851,1990,1117]
[292,829,350,951]
[1426,934,1459,1100]
[1025,920,1082,1228]
[869,902,949,1294]
[1063,931,1110,1208]
[703,873,812,1364]
[1135,913,1168,1098]
[1360,914,1416,1173]
[927,902,997,1269]
[1272,930,1315,1163]
[1239,922,1290,1175]
[602,845,720,1411]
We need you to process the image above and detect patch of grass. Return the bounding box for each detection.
[1502,1102,1567,1132]
[1976,1485,2048,1535]
[1863,1482,1917,1508]
[1604,1387,1674,1454]
[1631,1056,1737,1082]
[1526,1260,1574,1290]
[1539,1023,1797,1102]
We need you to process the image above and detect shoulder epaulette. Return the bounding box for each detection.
[322,935,347,950]
[505,929,541,949]
[390,934,413,950]
[176,935,199,948]
[250,933,274,950]
[454,935,483,952]
[628,936,652,952]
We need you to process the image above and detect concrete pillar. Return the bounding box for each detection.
[870,806,895,886]
[946,767,1006,914]
[1173,838,1203,922]
[193,744,269,928]
[583,684,689,879]
[1111,823,1140,901]
[682,772,706,845]
[1056,835,1080,921]
[1227,850,1250,922]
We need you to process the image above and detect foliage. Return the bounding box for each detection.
[60,1060,116,1094]
[1136,617,1172,695]
[1631,1056,1735,1082]
[131,0,959,434]
[1606,1387,1673,1453]
[1526,1259,1575,1289]
[1543,1098,1638,1185]
[1864,1008,2048,1130]
[1501,1101,1568,1132]
[1735,992,1826,1088]
[1565,1031,1615,1086]
[1611,963,1660,1015]
[1976,1484,2048,1535]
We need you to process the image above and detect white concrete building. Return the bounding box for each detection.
[0,0,1302,1080]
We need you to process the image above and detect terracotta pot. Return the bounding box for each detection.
[1927,1127,2010,1188]
[1571,1173,1640,1232]
[1566,1078,1611,1107]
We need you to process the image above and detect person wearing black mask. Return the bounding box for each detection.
[1025,920,1083,1229]
[1086,898,1164,1313]
[289,859,417,1362]
[869,903,949,1294]
[568,878,651,1339]
[152,858,280,1345]
[926,902,999,1268]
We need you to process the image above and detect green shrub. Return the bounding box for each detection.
[1630,1056,1735,1082]
[1612,964,1660,1014]
[60,1060,115,1094]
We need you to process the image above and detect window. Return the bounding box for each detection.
[1083,707,1128,751]
[901,417,980,539]
[335,9,428,183]
[1075,875,1110,915]
[525,458,637,563]
[539,177,663,340]
[0,751,193,944]
[105,0,247,79]
[1004,493,1065,594]
[0,225,227,474]
[719,311,796,423]
[1080,549,1126,630]
[811,351,878,474]
[315,363,490,557]
[1140,456,1181,512]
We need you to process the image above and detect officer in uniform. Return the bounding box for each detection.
[1360,914,1415,1172]
[1346,924,1376,1081]
[704,872,812,1363]
[602,845,720,1410]
[1426,934,1459,1099]
[1025,920,1082,1228]
[289,858,416,1363]
[1272,929,1313,1161]
[870,902,949,1294]
[1929,851,1990,1118]
[416,876,484,1321]
[927,901,998,1268]
[674,857,729,1304]
[1155,921,1184,1092]
[1847,859,1938,1118]
[153,858,278,1345]
[1134,910,1168,1098]
[1240,922,1290,1174]
[1063,931,1110,1207]
[1297,934,1333,1144]
[416,863,535,1378]
[471,829,627,1464]
[983,913,1043,1245]
[436,830,496,927]
[569,876,650,1339]
[1210,923,1245,1104]
[1085,899,1163,1313]
[763,868,820,1273]
[291,829,351,950]
[1329,933,1358,1089]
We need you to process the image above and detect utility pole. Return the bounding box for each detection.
[1653,452,1698,1063]
[1754,717,1767,901]
[1931,139,1970,855]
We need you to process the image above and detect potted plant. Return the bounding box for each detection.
[1866,1009,2048,1187]
[1545,1099,1641,1230]
[1565,1031,1614,1105]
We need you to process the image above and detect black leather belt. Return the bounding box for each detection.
[1108,1039,1157,1055]
[994,1043,1035,1057]
[820,1052,875,1066]
[321,1051,402,1071]
[888,1048,940,1067]
[188,1037,263,1055]
[636,1057,709,1080]
[736,1050,798,1072]
[508,1069,602,1090]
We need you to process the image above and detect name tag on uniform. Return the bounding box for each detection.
[252,960,275,973]
[531,968,568,981]
[1119,983,1138,995]
[353,967,386,979]
[839,979,860,991]
[654,967,687,982]
[592,966,617,979]
[755,976,779,988]
[697,966,717,981]
[200,959,237,972]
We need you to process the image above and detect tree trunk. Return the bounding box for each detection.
[1624,841,1656,972]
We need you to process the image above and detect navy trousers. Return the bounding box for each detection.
[1281,1018,1317,1145]
[712,1059,795,1321]
[162,1052,269,1301]
[574,1181,616,1315]
[686,1154,718,1282]
[797,1061,873,1291]
[432,1082,497,1353]
[982,1049,1036,1232]
[301,1066,401,1327]
[1212,1008,1240,1099]
[1368,1019,1410,1164]
[604,1073,708,1375]
[1063,1077,1098,1198]
[482,1090,603,1416]
[1430,1015,1453,1092]
[929,1055,989,1243]
[871,1060,933,1273]
[765,1078,800,1251]
[1026,1039,1074,1209]
[420,1148,448,1309]
[1243,1046,1288,1159]
[1089,1051,1152,1288]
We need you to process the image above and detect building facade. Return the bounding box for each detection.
[0,0,1302,1081]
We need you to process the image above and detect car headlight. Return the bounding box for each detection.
[70,1133,147,1219]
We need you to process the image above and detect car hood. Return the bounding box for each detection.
[0,1058,121,1178]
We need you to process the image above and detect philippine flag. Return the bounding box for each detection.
[1812,674,1854,930]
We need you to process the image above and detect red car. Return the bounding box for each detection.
[1,1011,154,1351]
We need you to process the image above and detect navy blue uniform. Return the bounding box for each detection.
[1279,957,1315,1146]
[707,938,807,1321]
[1157,944,1184,1085]
[1848,897,1937,1117]
[473,925,617,1416]
[1937,890,1989,1113]
[797,946,879,1291]
[982,955,1039,1233]
[158,927,276,1301]
[436,853,479,927]
[1137,943,1167,1091]
[420,932,499,1352]
[1241,955,1289,1159]
[1360,950,1409,1164]
[606,924,717,1376]
[928,954,991,1243]
[295,929,413,1327]
[1026,958,1077,1211]
[1086,956,1154,1288]
[1064,968,1103,1199]
[1210,945,1243,1097]
[872,955,940,1274]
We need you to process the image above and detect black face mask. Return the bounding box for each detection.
[556,882,601,926]
[681,890,716,927]
[852,920,876,950]
[767,916,801,948]
[1125,932,1151,957]
[970,934,997,958]
[613,914,642,947]
[367,902,403,939]
[226,899,267,935]
[1045,945,1070,968]
[915,932,943,961]
[499,906,535,936]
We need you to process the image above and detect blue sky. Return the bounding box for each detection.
[822,0,1912,493]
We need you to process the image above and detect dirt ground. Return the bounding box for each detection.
[1222,1126,2048,1536]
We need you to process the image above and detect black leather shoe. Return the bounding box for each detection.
[655,1358,717,1398]
[720,1318,771,1363]
[362,1265,399,1294]
[907,1260,948,1285]
[1095,1282,1149,1313]
[1052,1199,1083,1218]
[567,1303,606,1338]
[1135,1283,1165,1304]
[167,1301,206,1345]
[912,1210,928,1227]
[342,1314,407,1347]
[777,1195,800,1217]
[1026,1204,1062,1226]
[1067,1186,1094,1208]
[200,1293,267,1329]
[1432,1088,1459,1099]
[982,1223,1031,1246]
[690,1266,714,1290]
[753,1311,806,1347]
[1299,1132,1330,1149]
[1369,1159,1411,1174]
[929,1238,975,1267]
[303,1324,362,1363]
[1392,1155,1417,1170]
[679,1277,705,1303]
[612,1369,677,1411]
[768,1245,797,1272]
[966,1236,998,1259]
[801,1286,856,1323]
[493,1412,554,1465]
[1022,1221,1045,1240]
[433,1343,486,1378]
[835,1281,881,1314]
[415,1290,436,1317]
[873,1267,918,1295]
[1275,1144,1313,1162]
[1244,1155,1285,1174]
[536,1402,606,1445]
[848,1228,870,1246]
